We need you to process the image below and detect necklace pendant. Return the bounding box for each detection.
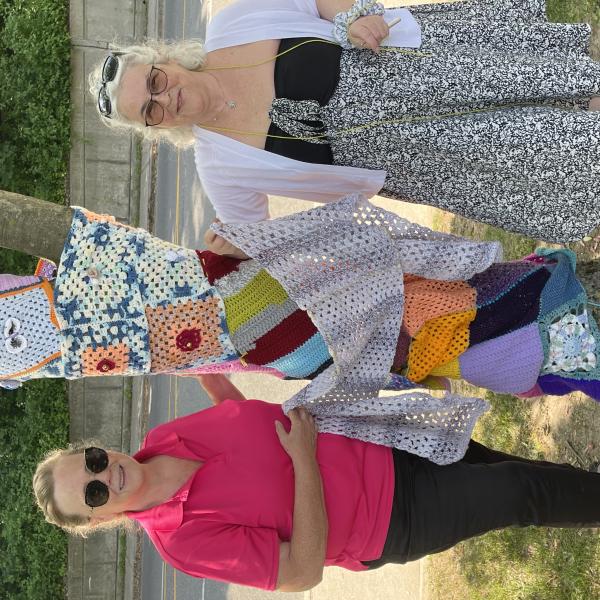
[227,100,237,109]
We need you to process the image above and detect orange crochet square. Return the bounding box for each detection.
[403,278,476,337]
[146,297,226,372]
[81,209,135,229]
[82,343,130,376]
[407,308,476,382]
[81,209,117,224]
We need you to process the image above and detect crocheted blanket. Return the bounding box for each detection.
[54,209,238,378]
[0,275,62,384]
[198,250,333,379]
[215,194,502,464]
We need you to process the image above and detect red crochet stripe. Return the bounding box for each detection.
[196,250,243,284]
[244,310,319,365]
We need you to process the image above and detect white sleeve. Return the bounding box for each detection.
[206,0,420,51]
[206,0,324,51]
[211,0,319,21]
[205,184,270,224]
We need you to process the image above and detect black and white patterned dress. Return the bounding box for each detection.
[268,0,600,242]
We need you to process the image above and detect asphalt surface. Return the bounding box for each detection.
[139,2,426,598]
[140,2,229,599]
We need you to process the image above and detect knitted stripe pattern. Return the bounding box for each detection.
[403,277,476,337]
[430,357,460,379]
[468,267,550,345]
[0,274,39,293]
[54,209,237,378]
[199,251,332,380]
[459,323,544,394]
[468,261,542,308]
[403,256,600,396]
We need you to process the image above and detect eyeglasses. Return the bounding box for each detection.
[84,447,110,508]
[144,66,168,127]
[97,54,120,119]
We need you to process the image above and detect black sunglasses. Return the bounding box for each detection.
[84,447,110,508]
[97,54,120,118]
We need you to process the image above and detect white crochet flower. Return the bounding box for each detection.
[545,310,597,373]
[3,317,27,355]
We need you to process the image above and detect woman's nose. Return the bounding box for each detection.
[152,88,171,107]
[91,466,111,486]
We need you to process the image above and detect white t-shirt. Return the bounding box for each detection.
[195,0,421,222]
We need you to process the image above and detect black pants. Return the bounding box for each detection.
[364,440,600,568]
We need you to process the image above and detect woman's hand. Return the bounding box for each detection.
[275,408,326,592]
[348,15,390,53]
[204,227,249,259]
[275,408,318,463]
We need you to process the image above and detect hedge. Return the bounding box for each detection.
[0,1,70,598]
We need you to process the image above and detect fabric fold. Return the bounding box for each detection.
[215,194,500,463]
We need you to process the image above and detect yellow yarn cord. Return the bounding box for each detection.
[395,0,466,5]
[201,103,548,141]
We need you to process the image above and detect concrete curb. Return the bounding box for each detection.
[122,4,164,600]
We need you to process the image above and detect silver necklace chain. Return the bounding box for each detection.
[208,73,236,121]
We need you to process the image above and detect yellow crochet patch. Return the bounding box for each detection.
[224,269,289,333]
[430,357,461,379]
[407,308,476,382]
[419,375,450,390]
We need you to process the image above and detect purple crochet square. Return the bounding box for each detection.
[469,267,550,345]
[538,375,600,402]
[469,261,541,307]
[460,323,544,394]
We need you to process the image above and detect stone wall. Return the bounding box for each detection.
[67,1,150,598]
[70,0,148,222]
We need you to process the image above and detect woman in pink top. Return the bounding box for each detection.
[33,379,600,591]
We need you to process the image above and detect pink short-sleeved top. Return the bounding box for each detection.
[128,400,394,590]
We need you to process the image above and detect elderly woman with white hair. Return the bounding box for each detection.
[89,0,600,242]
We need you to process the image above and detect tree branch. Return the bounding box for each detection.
[0,190,72,264]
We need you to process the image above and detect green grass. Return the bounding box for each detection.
[429,387,600,600]
[450,219,538,261]
[0,0,71,204]
[0,380,69,600]
[427,3,600,598]
[547,0,600,26]
[0,1,70,598]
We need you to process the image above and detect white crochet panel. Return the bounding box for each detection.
[215,194,500,464]
[309,393,489,466]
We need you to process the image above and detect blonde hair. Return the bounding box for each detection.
[88,39,207,148]
[33,440,130,537]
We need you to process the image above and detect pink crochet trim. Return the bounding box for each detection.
[173,360,284,378]
[517,383,544,398]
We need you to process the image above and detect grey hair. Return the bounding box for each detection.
[33,440,131,537]
[88,39,207,148]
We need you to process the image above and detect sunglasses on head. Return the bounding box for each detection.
[97,55,168,127]
[97,54,120,118]
[84,446,110,508]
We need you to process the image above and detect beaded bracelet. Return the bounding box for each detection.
[333,0,386,50]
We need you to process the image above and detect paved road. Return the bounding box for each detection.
[140,2,228,599]
[140,1,427,599]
